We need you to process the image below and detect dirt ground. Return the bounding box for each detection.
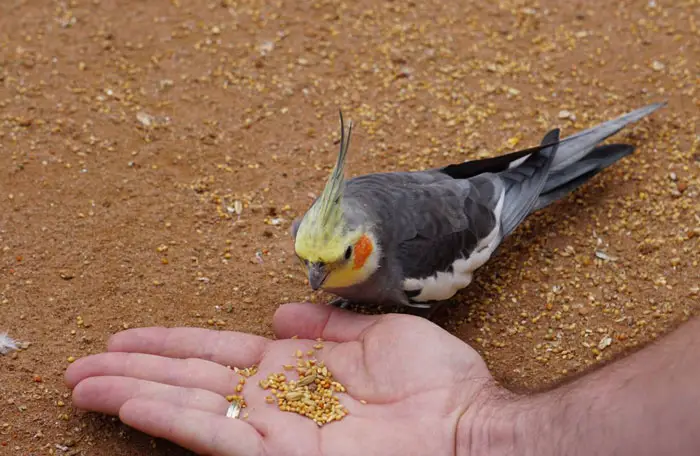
[0,0,698,454]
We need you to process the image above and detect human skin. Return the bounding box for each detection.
[65,303,700,456]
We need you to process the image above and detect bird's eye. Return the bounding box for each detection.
[344,245,353,260]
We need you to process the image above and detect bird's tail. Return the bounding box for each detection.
[532,143,633,212]
[543,102,665,171]
[499,102,665,226]
[531,101,665,211]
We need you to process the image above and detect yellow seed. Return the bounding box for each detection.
[67,356,75,363]
[235,384,243,393]
[295,350,303,358]
[286,391,303,401]
[298,372,317,387]
[313,343,324,350]
[265,396,275,404]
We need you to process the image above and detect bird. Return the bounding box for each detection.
[290,102,665,318]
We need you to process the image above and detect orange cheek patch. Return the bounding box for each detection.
[353,235,373,270]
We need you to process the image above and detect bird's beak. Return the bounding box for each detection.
[307,262,329,291]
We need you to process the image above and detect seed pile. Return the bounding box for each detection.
[258,343,349,427]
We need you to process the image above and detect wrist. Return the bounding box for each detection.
[455,383,559,456]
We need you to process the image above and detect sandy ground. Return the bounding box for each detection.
[1,0,698,454]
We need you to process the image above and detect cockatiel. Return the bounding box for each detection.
[291,102,665,317]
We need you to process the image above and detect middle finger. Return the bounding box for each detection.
[107,326,268,368]
[72,376,231,417]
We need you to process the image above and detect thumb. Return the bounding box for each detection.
[272,302,381,343]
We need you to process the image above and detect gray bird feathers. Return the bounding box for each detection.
[498,128,561,237]
[430,101,666,236]
[533,143,635,213]
[292,101,666,315]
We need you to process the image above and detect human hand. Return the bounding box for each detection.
[65,302,497,456]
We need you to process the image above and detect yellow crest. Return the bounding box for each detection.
[294,111,355,262]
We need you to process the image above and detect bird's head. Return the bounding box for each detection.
[293,112,381,291]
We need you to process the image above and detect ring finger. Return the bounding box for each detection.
[65,352,238,396]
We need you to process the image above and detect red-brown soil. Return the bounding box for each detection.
[1,0,698,454]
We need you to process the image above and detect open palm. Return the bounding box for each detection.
[65,303,492,456]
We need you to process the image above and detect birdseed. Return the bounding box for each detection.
[258,349,349,426]
[226,365,259,411]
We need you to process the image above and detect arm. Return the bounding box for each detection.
[460,315,700,456]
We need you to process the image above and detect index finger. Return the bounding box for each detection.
[108,327,269,369]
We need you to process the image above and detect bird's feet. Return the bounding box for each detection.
[328,297,352,310]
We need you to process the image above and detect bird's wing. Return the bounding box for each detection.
[396,176,506,279]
